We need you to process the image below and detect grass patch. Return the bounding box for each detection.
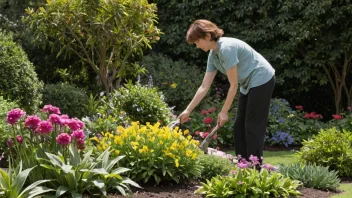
[331,183,352,198]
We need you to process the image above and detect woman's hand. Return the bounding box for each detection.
[178,109,192,124]
[217,111,228,127]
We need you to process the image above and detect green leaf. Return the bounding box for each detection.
[12,166,35,195]
[112,167,130,175]
[45,152,64,167]
[55,186,69,197]
[27,186,55,198]
[122,177,142,188]
[69,144,81,167]
[20,179,52,197]
[115,186,126,196]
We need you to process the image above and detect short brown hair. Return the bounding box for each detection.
[186,19,224,44]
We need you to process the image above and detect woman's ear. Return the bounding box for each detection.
[205,33,211,41]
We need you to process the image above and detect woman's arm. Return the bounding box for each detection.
[178,70,217,123]
[218,66,238,126]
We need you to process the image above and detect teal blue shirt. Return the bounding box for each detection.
[207,37,275,94]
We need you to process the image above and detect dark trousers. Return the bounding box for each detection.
[234,76,275,163]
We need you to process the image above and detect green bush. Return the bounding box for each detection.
[0,30,43,113]
[42,83,89,118]
[279,163,340,191]
[296,127,352,177]
[140,53,203,112]
[198,154,233,180]
[106,83,171,125]
[195,167,301,197]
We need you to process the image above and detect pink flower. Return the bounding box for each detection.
[16,135,23,144]
[25,115,41,129]
[56,133,71,146]
[304,113,310,119]
[212,134,218,140]
[194,131,200,135]
[295,105,303,111]
[237,159,250,169]
[203,117,213,124]
[261,163,277,171]
[71,130,85,141]
[332,114,342,120]
[36,121,53,134]
[48,114,64,125]
[310,112,323,119]
[201,110,208,115]
[42,104,61,114]
[238,181,243,185]
[66,118,84,131]
[6,108,26,125]
[348,106,351,111]
[202,132,210,138]
[208,107,217,113]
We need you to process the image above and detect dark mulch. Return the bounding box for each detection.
[107,181,345,198]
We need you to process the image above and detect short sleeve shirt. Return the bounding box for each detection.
[207,37,275,94]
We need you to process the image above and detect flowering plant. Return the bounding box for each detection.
[5,105,87,181]
[90,122,203,184]
[195,155,302,197]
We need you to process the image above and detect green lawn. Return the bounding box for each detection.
[226,150,352,197]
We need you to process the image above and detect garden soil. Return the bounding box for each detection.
[107,182,342,198]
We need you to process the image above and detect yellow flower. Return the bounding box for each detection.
[183,129,189,135]
[117,126,125,133]
[90,137,99,142]
[288,114,295,118]
[170,83,177,89]
[97,145,102,151]
[131,141,139,150]
[139,145,149,153]
[115,150,120,155]
[175,159,179,168]
[114,136,123,145]
[187,135,192,140]
[185,149,192,157]
[191,153,198,159]
[104,132,111,137]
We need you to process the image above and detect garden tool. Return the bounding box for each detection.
[167,119,180,130]
[199,125,220,153]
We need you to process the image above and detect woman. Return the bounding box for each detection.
[178,19,275,163]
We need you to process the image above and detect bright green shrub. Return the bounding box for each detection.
[106,83,171,125]
[140,53,203,112]
[279,163,340,191]
[42,83,89,118]
[296,127,352,176]
[195,167,301,197]
[198,154,233,180]
[90,122,203,184]
[0,30,43,113]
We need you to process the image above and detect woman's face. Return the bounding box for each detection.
[194,34,212,52]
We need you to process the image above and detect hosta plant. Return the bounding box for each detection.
[195,155,301,197]
[279,163,340,191]
[296,127,352,177]
[90,122,203,184]
[37,144,140,197]
[0,161,53,198]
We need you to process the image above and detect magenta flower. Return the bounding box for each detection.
[42,104,61,114]
[249,155,260,166]
[56,133,71,146]
[48,114,64,125]
[25,115,41,129]
[237,159,250,169]
[66,118,84,131]
[203,117,213,124]
[16,135,23,144]
[261,163,277,171]
[71,130,85,141]
[6,108,26,125]
[36,121,53,134]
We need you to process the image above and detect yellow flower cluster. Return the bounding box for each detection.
[90,122,200,169]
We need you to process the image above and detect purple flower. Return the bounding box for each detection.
[48,114,64,125]
[36,121,53,134]
[238,181,243,185]
[6,138,13,147]
[261,163,278,171]
[249,155,260,166]
[270,131,293,147]
[42,104,61,114]
[25,115,41,129]
[56,133,71,146]
[71,130,85,141]
[6,108,26,125]
[237,159,250,169]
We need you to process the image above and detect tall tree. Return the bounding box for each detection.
[24,0,161,95]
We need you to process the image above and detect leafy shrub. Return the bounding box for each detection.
[139,53,203,112]
[0,30,43,113]
[90,122,203,184]
[42,83,89,118]
[105,83,171,125]
[267,100,325,145]
[296,127,352,176]
[183,104,235,148]
[195,167,301,197]
[325,109,352,132]
[198,154,233,180]
[279,163,340,191]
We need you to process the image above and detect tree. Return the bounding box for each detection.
[275,0,352,113]
[24,0,161,95]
